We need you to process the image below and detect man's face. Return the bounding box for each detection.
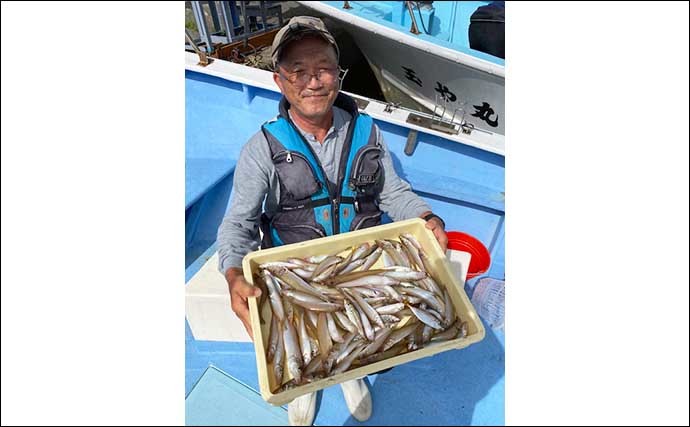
[273,36,340,122]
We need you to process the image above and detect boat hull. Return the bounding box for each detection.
[297,1,505,135]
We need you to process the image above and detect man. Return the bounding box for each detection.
[217,16,448,426]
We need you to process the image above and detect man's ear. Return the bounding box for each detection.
[273,72,283,91]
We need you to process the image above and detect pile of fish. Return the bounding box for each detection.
[254,233,468,392]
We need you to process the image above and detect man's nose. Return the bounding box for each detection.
[305,74,323,89]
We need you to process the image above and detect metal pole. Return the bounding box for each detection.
[220,1,234,43]
[240,1,249,47]
[207,1,222,33]
[191,1,214,53]
[228,0,239,27]
[405,1,421,35]
[259,1,267,32]
[277,2,283,26]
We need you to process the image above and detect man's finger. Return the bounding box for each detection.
[231,290,250,313]
[433,229,446,249]
[231,293,255,340]
[438,233,448,252]
[241,317,254,340]
[233,279,262,298]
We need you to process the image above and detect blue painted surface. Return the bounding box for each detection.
[185,70,281,268]
[318,1,504,66]
[186,316,504,425]
[185,68,505,425]
[186,366,289,426]
[186,158,235,209]
[186,172,234,268]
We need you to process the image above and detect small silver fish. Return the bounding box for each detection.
[408,304,444,330]
[282,318,303,383]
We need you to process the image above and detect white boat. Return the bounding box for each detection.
[297,1,505,135]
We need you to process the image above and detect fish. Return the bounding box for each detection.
[347,289,385,329]
[375,302,405,315]
[296,310,313,366]
[400,234,425,271]
[304,354,325,377]
[317,313,333,359]
[311,256,342,279]
[343,295,366,339]
[360,247,383,271]
[382,323,419,351]
[324,268,390,285]
[311,261,340,283]
[333,310,357,334]
[282,318,303,383]
[339,258,366,274]
[335,275,399,288]
[262,270,285,322]
[398,285,444,313]
[270,324,284,389]
[326,312,344,343]
[266,315,280,362]
[332,342,367,374]
[287,258,317,269]
[351,242,374,261]
[306,254,329,264]
[382,270,427,281]
[360,327,393,357]
[275,268,329,300]
[283,290,344,312]
[347,292,375,341]
[254,274,269,324]
[332,247,355,274]
[379,314,401,325]
[256,233,467,381]
[408,304,444,330]
[381,250,395,267]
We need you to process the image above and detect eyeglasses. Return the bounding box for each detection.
[278,67,347,87]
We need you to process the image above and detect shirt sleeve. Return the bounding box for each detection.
[375,125,431,221]
[216,131,272,275]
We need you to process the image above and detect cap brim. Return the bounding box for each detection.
[272,28,339,66]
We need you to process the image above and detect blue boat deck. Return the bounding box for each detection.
[186,317,505,426]
[185,61,505,425]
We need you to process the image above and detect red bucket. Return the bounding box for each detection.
[446,231,491,279]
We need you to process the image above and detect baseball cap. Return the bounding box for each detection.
[271,16,340,68]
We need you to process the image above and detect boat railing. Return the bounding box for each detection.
[432,94,476,135]
[368,94,479,139]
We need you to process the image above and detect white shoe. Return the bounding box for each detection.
[288,392,317,426]
[340,378,372,422]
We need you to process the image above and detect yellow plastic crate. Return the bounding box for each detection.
[242,218,485,405]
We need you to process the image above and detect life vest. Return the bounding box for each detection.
[259,93,384,247]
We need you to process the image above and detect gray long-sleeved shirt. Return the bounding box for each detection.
[217,105,430,274]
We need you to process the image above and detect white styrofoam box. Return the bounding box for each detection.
[185,252,252,342]
[446,249,472,287]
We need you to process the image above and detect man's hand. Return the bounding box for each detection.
[225,268,262,341]
[421,211,448,252]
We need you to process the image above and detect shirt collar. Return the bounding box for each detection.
[288,107,348,143]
